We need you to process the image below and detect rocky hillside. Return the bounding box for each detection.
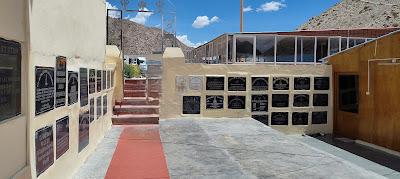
[107,17,193,55]
[299,0,400,30]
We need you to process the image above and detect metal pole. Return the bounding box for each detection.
[240,0,243,32]
[161,14,164,51]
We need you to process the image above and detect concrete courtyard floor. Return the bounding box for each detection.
[74,118,397,179]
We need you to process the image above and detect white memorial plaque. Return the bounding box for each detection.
[175,76,187,92]
[189,76,202,91]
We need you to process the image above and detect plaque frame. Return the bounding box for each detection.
[55,56,67,108]
[80,68,88,107]
[271,112,289,125]
[35,125,54,177]
[314,77,330,90]
[78,110,90,152]
[228,95,246,109]
[251,76,269,91]
[206,76,225,91]
[67,71,79,106]
[251,94,268,112]
[272,94,289,108]
[206,95,224,109]
[292,112,309,125]
[56,116,69,159]
[228,77,246,91]
[272,77,290,91]
[182,96,201,114]
[35,66,55,116]
[293,94,310,107]
[313,94,329,107]
[294,77,310,90]
[189,75,203,91]
[312,111,328,124]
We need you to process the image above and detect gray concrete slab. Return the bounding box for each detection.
[73,126,123,179]
[160,118,385,179]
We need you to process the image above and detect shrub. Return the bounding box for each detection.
[124,64,141,78]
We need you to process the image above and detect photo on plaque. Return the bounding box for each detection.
[251,95,268,112]
[228,77,246,91]
[182,96,201,114]
[271,112,288,125]
[189,76,203,91]
[68,71,78,106]
[56,116,69,159]
[294,77,310,90]
[96,96,102,119]
[103,94,107,115]
[228,96,246,109]
[273,77,289,90]
[80,68,88,107]
[292,112,309,125]
[206,95,224,109]
[272,94,289,108]
[79,110,90,152]
[313,94,329,106]
[89,69,96,94]
[252,115,269,126]
[206,76,225,90]
[35,125,54,177]
[55,56,67,108]
[175,76,187,92]
[89,98,94,123]
[314,77,330,90]
[102,70,106,90]
[35,66,55,116]
[97,70,102,92]
[293,94,310,107]
[252,77,268,91]
[312,111,328,124]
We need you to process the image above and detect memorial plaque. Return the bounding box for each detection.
[56,116,69,159]
[206,76,224,90]
[55,56,66,108]
[79,110,90,152]
[251,95,268,112]
[0,39,21,122]
[252,115,269,126]
[35,67,55,115]
[80,68,88,107]
[273,77,289,90]
[68,71,78,106]
[252,77,268,91]
[228,77,246,91]
[89,98,94,123]
[294,77,310,90]
[189,76,202,91]
[272,94,289,107]
[89,69,96,94]
[292,112,308,125]
[206,95,224,109]
[175,76,186,92]
[35,126,54,177]
[103,94,107,115]
[312,111,328,124]
[228,96,246,109]
[183,96,201,114]
[271,112,288,125]
[293,94,309,107]
[97,70,102,92]
[313,94,329,106]
[102,70,106,90]
[96,96,102,119]
[107,70,111,89]
[314,77,330,90]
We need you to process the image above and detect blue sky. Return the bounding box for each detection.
[106,0,340,47]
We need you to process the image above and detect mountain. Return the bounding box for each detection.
[107,17,193,56]
[298,0,400,30]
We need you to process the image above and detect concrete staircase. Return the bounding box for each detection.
[112,79,160,125]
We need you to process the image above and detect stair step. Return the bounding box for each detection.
[124,90,146,97]
[114,105,159,115]
[116,97,159,105]
[112,114,159,125]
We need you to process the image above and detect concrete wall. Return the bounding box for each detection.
[106,45,123,103]
[161,48,333,134]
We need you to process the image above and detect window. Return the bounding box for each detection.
[0,38,21,122]
[228,35,233,63]
[349,38,366,48]
[329,38,340,55]
[235,36,254,63]
[256,35,275,62]
[296,37,315,63]
[316,37,329,63]
[276,36,295,62]
[340,37,348,51]
[339,75,359,113]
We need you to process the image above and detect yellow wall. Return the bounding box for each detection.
[161,48,333,134]
[106,45,123,103]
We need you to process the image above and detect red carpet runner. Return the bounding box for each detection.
[105,125,170,179]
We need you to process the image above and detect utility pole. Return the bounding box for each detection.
[240,0,243,32]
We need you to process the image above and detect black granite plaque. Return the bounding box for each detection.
[272,94,289,107]
[252,115,269,126]
[102,70,106,90]
[294,77,310,90]
[89,69,96,94]
[89,98,94,123]
[183,96,201,114]
[55,56,66,107]
[251,95,268,112]
[80,68,88,107]
[271,112,288,125]
[293,94,309,107]
[107,70,111,89]
[206,76,224,90]
[252,77,268,91]
[97,70,102,92]
[56,116,69,159]
[35,67,55,115]
[312,111,328,124]
[68,71,78,106]
[313,94,329,106]
[79,110,90,152]
[273,77,289,90]
[206,95,224,109]
[96,96,102,119]
[314,77,330,90]
[228,96,246,109]
[35,126,54,177]
[103,95,107,115]
[228,77,246,91]
[292,112,308,125]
